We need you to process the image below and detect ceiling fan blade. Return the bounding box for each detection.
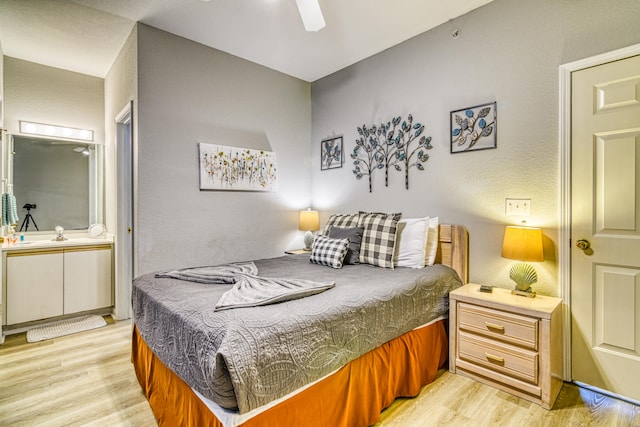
[296,0,325,32]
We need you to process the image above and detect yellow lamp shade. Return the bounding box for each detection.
[501,226,544,262]
[299,210,320,231]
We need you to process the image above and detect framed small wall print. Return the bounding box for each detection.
[450,102,497,153]
[321,136,343,170]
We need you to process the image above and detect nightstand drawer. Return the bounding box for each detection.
[458,331,538,385]
[457,302,538,350]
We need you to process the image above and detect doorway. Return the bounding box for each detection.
[114,102,134,320]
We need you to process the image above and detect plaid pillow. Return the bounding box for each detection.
[358,212,402,268]
[322,213,360,235]
[310,235,351,269]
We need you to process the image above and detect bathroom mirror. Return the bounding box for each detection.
[8,135,104,232]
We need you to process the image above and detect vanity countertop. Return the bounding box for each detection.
[2,236,114,252]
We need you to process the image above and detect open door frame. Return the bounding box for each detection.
[113,101,134,320]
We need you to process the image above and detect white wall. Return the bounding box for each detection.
[3,57,104,141]
[135,25,312,275]
[0,39,3,131]
[310,0,640,296]
[104,26,138,320]
[3,57,105,232]
[105,26,137,239]
[1,39,5,198]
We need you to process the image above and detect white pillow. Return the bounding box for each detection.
[394,217,429,269]
[424,216,439,266]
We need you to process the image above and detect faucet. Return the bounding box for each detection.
[54,225,67,241]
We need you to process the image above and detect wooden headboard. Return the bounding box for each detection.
[436,224,469,283]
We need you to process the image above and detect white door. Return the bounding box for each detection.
[571,54,640,401]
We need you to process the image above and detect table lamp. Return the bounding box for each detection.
[299,209,320,251]
[501,225,544,297]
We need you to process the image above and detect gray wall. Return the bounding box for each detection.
[136,24,312,275]
[310,0,640,296]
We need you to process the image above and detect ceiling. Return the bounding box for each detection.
[0,0,494,82]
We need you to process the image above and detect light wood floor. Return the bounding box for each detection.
[0,317,156,427]
[1,318,638,426]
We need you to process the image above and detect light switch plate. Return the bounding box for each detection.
[505,198,531,215]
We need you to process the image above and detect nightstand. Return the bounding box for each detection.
[449,284,563,409]
[284,249,310,255]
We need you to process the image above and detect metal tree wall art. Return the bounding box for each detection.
[352,114,432,192]
[351,125,381,193]
[394,115,433,189]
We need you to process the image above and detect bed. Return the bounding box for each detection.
[132,223,468,427]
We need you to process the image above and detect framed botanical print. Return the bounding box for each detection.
[198,143,277,191]
[450,102,497,153]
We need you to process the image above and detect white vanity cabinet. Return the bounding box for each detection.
[63,246,112,314]
[3,242,113,326]
[6,250,64,324]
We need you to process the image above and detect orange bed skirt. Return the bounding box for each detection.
[132,319,448,427]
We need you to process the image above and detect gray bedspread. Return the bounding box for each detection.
[132,254,462,414]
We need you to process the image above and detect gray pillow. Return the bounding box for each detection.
[328,226,364,265]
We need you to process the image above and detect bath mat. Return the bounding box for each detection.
[26,315,107,343]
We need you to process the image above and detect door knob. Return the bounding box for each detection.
[576,239,591,251]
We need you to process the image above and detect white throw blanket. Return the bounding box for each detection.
[156,262,335,311]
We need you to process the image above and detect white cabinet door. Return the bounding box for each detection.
[63,246,112,314]
[7,251,64,324]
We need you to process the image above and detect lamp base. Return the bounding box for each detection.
[303,230,314,251]
[509,262,538,297]
[511,289,537,298]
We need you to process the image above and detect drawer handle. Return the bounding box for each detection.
[485,352,505,364]
[485,322,505,332]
